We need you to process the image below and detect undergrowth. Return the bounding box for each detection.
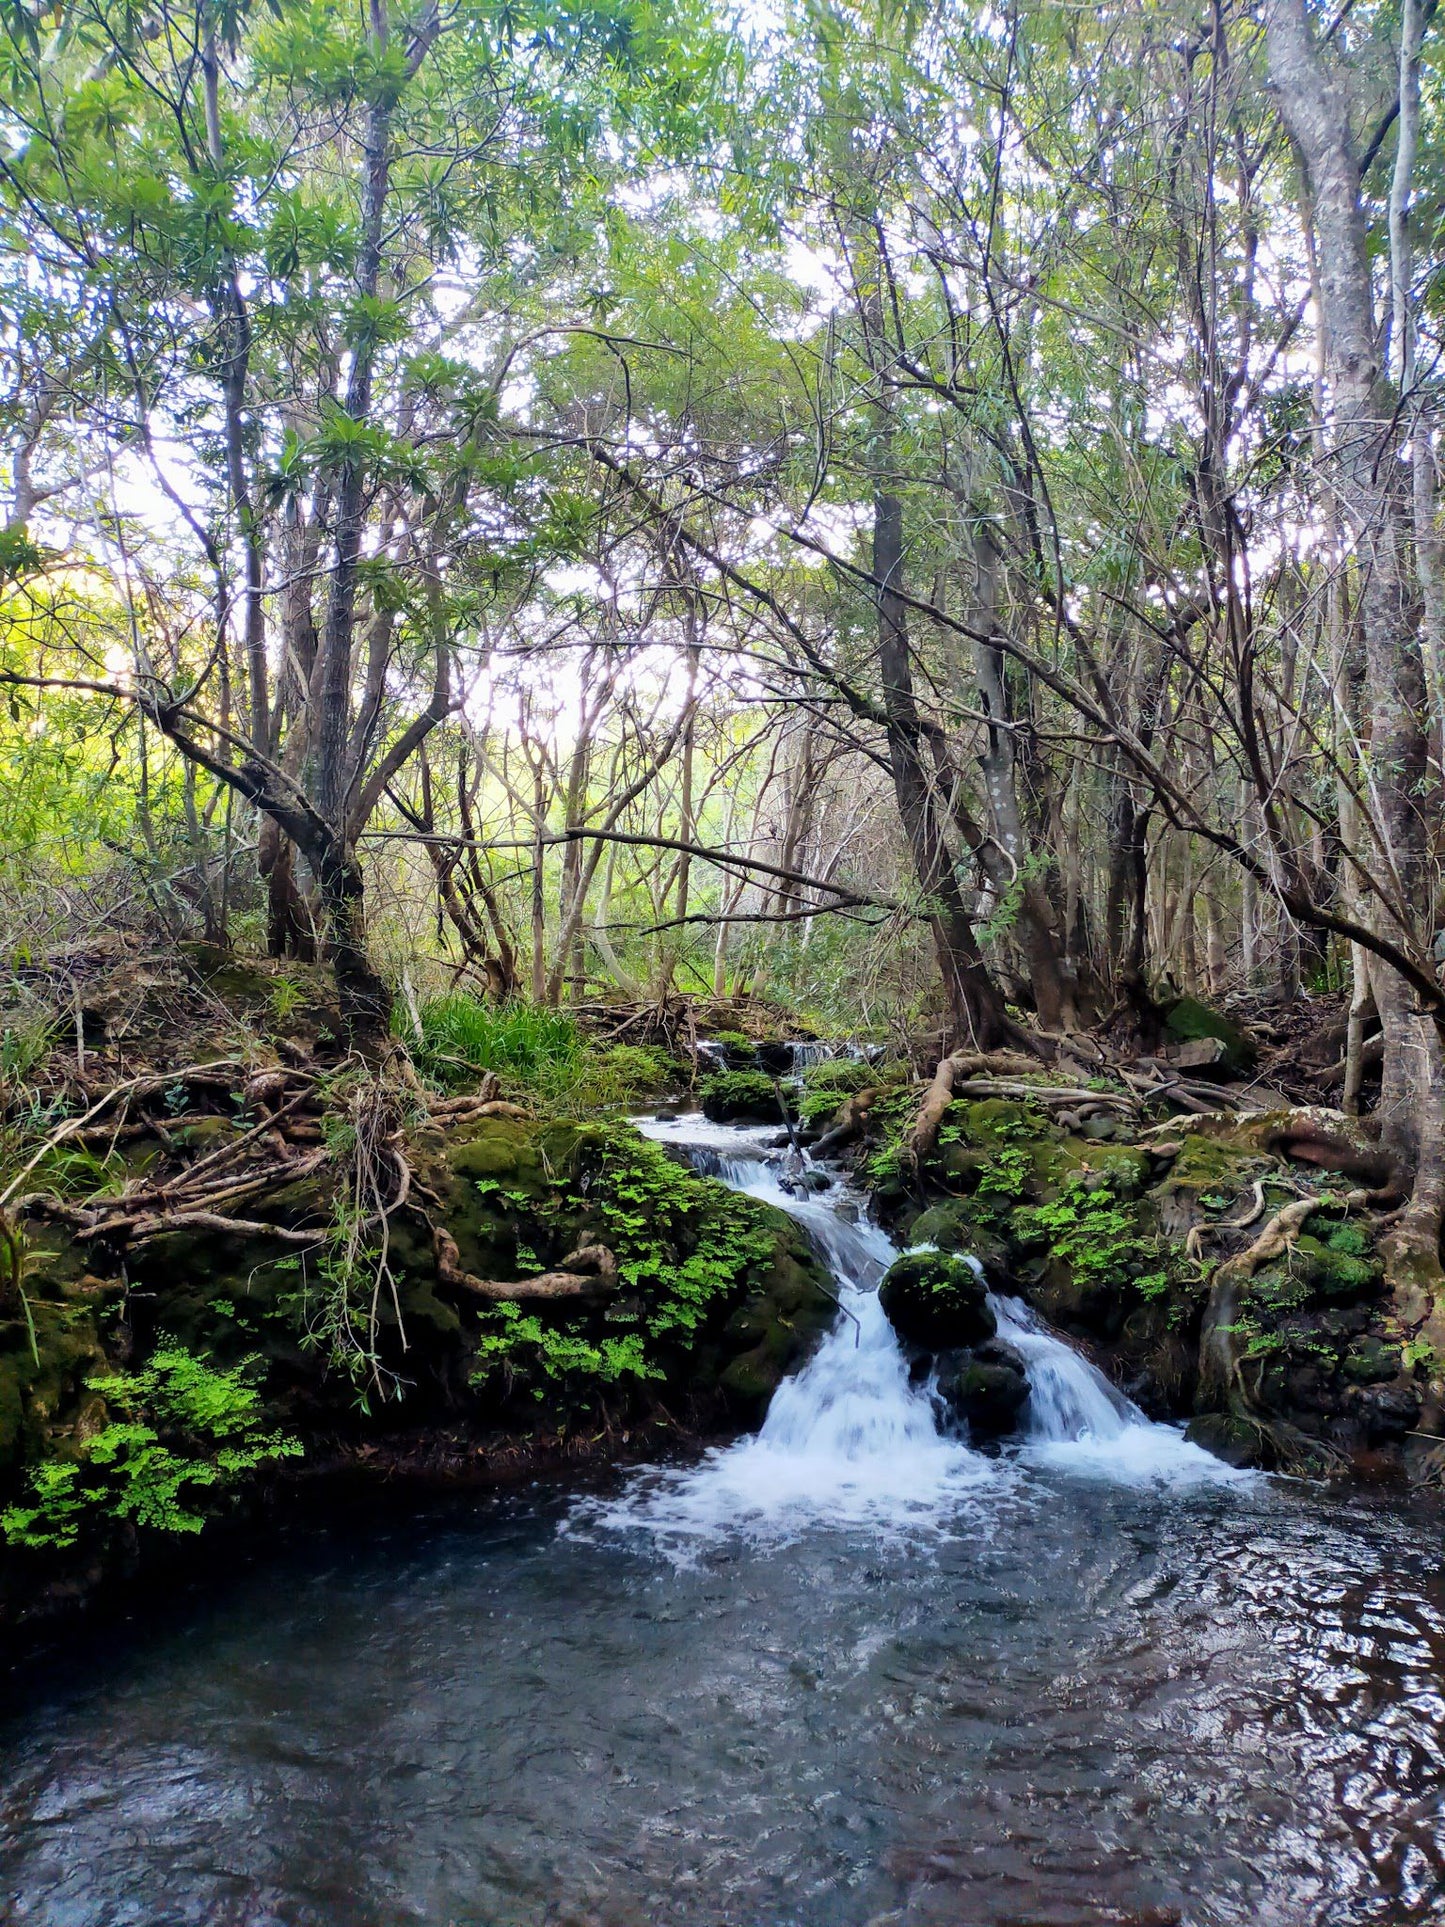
[1,1345,300,1551]
[403,995,675,1116]
[1011,1176,1171,1300]
[469,1126,787,1404]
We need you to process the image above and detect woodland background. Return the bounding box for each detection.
[2,0,1444,1233]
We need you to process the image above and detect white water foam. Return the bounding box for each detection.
[575,1114,1248,1555]
[989,1290,1249,1486]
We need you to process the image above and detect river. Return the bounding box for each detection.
[2,1113,1443,1926]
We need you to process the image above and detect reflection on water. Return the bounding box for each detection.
[1,1479,1443,1926]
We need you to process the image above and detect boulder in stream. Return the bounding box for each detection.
[933,1340,1030,1437]
[879,1249,995,1349]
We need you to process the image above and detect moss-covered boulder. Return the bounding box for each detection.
[700,1070,791,1125]
[880,1250,995,1349]
[1163,996,1256,1076]
[900,1199,1010,1288]
[1185,1410,1266,1468]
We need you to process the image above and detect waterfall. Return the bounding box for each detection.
[581,1115,1245,1551]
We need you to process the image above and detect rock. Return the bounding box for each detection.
[902,1201,1009,1286]
[1172,1037,1229,1073]
[879,1250,995,1349]
[934,1341,1029,1437]
[1162,996,1256,1077]
[699,1071,790,1124]
[1342,1339,1402,1384]
[1079,1114,1121,1140]
[1185,1410,1269,1468]
[1356,1382,1420,1445]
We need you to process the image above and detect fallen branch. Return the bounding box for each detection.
[0,1059,255,1210]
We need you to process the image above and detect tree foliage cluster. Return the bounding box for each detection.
[5,0,1445,1262]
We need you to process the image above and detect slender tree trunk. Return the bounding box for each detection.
[875,489,1010,1049]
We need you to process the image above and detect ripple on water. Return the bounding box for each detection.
[0,1483,1442,1927]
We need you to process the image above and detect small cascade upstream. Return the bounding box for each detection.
[583,1114,1241,1550]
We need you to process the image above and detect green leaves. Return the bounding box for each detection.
[1,1345,300,1550]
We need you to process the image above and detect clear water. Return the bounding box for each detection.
[3,1118,1444,1927]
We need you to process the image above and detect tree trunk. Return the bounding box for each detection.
[1266,0,1442,1280]
[875,489,1011,1049]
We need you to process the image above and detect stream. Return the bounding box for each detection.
[3,1113,1445,1926]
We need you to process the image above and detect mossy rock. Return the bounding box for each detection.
[880,1250,995,1349]
[903,1200,1010,1286]
[950,1098,1052,1146]
[1342,1339,1401,1384]
[933,1342,1028,1437]
[801,1058,874,1096]
[1149,1133,1265,1238]
[1163,996,1256,1075]
[700,1070,791,1125]
[0,1292,108,1475]
[1185,1410,1270,1468]
[1285,1233,1381,1302]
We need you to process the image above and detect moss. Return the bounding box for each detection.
[948,1098,1052,1146]
[0,1294,107,1474]
[903,1199,1010,1284]
[801,1059,874,1096]
[1185,1410,1269,1468]
[880,1250,995,1349]
[1163,995,1256,1073]
[699,1070,790,1124]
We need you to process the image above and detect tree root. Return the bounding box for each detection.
[905,1051,1136,1168]
[431,1225,618,1302]
[812,1088,880,1160]
[1198,1187,1371,1455]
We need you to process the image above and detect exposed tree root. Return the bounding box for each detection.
[811,1089,880,1160]
[905,1051,1137,1168]
[1198,1188,1371,1462]
[431,1224,619,1302]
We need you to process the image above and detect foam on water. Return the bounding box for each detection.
[577,1113,1249,1555]
[990,1289,1249,1486]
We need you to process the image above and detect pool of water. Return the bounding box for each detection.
[2,1477,1444,1927]
[2,1117,1443,1927]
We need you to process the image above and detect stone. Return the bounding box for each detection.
[1172,1037,1229,1072]
[1162,996,1256,1077]
[934,1342,1029,1437]
[1185,1411,1269,1468]
[1342,1339,1402,1384]
[879,1250,995,1349]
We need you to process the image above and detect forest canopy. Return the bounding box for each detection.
[3,0,1445,1256]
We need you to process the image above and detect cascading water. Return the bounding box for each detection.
[583,1113,1243,1552]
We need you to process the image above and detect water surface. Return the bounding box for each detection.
[2,1117,1443,1927]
